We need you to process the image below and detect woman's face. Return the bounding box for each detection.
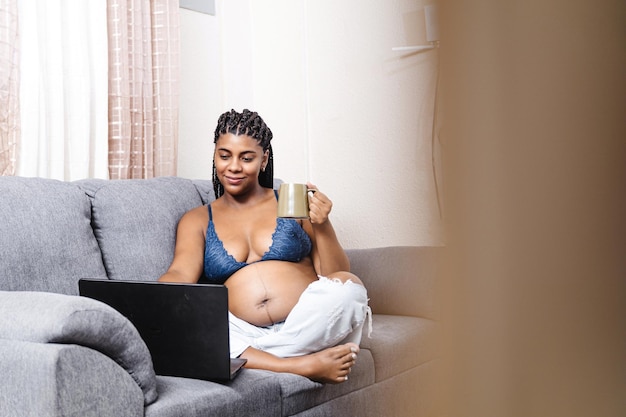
[214,133,269,196]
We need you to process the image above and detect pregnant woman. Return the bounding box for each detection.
[159,109,370,383]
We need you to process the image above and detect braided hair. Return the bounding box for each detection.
[212,109,274,198]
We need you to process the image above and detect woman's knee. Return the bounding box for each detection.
[326,271,364,286]
[315,274,368,310]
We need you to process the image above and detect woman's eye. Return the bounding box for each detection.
[242,157,253,162]
[219,154,229,160]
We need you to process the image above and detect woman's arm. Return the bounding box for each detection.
[158,206,207,283]
[303,184,350,276]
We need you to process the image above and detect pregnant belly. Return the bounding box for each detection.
[224,259,318,327]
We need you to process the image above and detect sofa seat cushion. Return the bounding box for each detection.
[276,348,375,416]
[145,370,282,417]
[0,291,158,405]
[75,177,204,281]
[0,176,107,295]
[360,314,438,382]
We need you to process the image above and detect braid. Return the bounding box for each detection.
[212,160,223,200]
[212,109,274,198]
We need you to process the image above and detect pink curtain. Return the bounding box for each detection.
[0,0,19,176]
[107,0,180,179]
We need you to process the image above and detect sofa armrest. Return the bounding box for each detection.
[0,290,158,405]
[0,339,144,417]
[346,246,442,319]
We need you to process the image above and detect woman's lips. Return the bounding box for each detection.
[225,176,244,185]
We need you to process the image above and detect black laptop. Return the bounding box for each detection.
[78,278,246,381]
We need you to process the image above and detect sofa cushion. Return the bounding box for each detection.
[276,348,375,416]
[0,176,107,295]
[347,246,441,320]
[360,314,438,382]
[75,177,204,281]
[146,371,282,417]
[0,291,158,405]
[191,179,216,205]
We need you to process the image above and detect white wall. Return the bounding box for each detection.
[178,0,442,249]
[177,8,220,179]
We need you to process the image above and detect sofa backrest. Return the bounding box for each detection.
[0,176,283,293]
[347,246,441,320]
[75,177,208,282]
[0,177,107,295]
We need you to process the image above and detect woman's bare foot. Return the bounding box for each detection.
[241,342,359,384]
[294,342,359,383]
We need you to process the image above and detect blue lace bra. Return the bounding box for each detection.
[203,195,312,284]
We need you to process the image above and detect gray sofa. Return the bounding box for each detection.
[0,176,440,417]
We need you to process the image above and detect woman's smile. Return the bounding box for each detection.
[224,175,245,185]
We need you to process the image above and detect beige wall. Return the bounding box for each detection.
[177,0,443,249]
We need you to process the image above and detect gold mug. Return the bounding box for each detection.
[277,183,314,219]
